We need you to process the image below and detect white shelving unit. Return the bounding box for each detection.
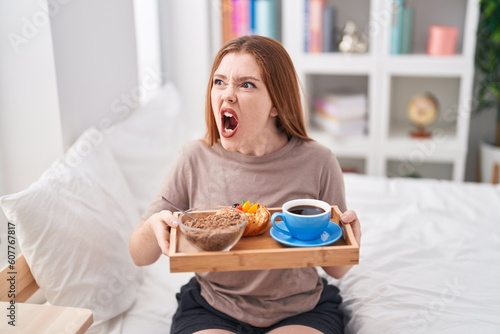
[213,0,479,181]
[285,0,479,181]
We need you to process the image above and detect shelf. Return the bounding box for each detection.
[386,0,468,56]
[310,128,371,156]
[305,73,369,97]
[338,157,366,174]
[387,75,462,144]
[301,0,373,54]
[386,159,454,180]
[386,122,462,150]
[296,54,375,74]
[385,55,474,75]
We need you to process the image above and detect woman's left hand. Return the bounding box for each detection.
[340,210,361,246]
[322,209,362,279]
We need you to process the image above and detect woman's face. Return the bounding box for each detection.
[211,52,283,156]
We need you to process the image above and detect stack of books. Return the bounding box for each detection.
[222,0,279,44]
[305,0,338,53]
[390,0,413,54]
[313,93,368,137]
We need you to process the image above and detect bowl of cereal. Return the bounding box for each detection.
[178,208,247,252]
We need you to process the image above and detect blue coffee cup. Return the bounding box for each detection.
[271,199,331,241]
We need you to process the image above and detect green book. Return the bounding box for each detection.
[401,7,413,54]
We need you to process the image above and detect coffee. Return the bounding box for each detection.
[272,199,331,240]
[289,205,325,216]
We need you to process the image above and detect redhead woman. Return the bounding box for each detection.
[129,35,361,334]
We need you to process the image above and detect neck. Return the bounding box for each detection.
[238,131,289,157]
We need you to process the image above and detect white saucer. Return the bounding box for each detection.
[270,221,343,247]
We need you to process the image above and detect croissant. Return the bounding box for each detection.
[242,203,270,237]
[218,202,270,237]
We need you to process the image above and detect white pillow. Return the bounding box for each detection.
[106,82,186,216]
[0,128,142,327]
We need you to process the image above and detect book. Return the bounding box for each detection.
[222,0,234,44]
[390,0,404,54]
[250,0,256,34]
[308,0,324,53]
[254,0,278,40]
[400,7,413,54]
[232,0,251,38]
[314,93,367,121]
[313,111,367,137]
[322,4,337,52]
[304,0,309,52]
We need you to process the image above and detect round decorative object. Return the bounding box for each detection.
[407,92,439,138]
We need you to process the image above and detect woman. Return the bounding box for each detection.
[129,35,361,334]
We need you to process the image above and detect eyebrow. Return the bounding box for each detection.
[213,74,261,82]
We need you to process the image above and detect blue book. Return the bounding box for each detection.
[250,0,256,34]
[254,0,278,40]
[304,0,309,52]
[390,0,404,54]
[400,7,413,54]
[322,5,337,52]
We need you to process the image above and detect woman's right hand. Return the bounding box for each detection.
[129,210,179,266]
[147,210,179,255]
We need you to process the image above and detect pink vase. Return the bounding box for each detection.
[427,25,458,56]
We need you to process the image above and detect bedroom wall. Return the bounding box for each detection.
[0,0,64,195]
[0,0,63,261]
[0,0,145,252]
[465,107,497,182]
[158,1,212,140]
[0,0,140,192]
[49,0,139,149]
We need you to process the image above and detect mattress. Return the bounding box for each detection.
[334,174,500,333]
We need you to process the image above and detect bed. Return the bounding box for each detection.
[1,84,500,333]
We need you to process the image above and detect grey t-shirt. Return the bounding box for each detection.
[143,137,346,326]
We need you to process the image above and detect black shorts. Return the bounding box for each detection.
[171,276,344,334]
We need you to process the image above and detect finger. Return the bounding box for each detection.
[340,210,358,224]
[157,210,179,227]
[340,210,361,245]
[148,214,172,255]
[155,225,171,255]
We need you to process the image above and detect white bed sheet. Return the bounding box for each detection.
[97,256,193,334]
[335,173,500,333]
[120,257,193,334]
[115,174,500,334]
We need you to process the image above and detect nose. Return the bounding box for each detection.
[221,85,236,103]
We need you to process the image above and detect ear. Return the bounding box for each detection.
[270,107,278,117]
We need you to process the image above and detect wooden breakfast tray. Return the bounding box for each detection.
[168,205,359,273]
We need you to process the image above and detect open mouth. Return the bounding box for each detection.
[221,110,239,137]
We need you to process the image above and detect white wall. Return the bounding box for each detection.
[0,0,140,192]
[50,0,139,148]
[158,1,213,140]
[465,107,497,181]
[0,0,208,198]
[0,0,63,195]
[0,0,143,250]
[134,0,162,88]
[0,0,63,259]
